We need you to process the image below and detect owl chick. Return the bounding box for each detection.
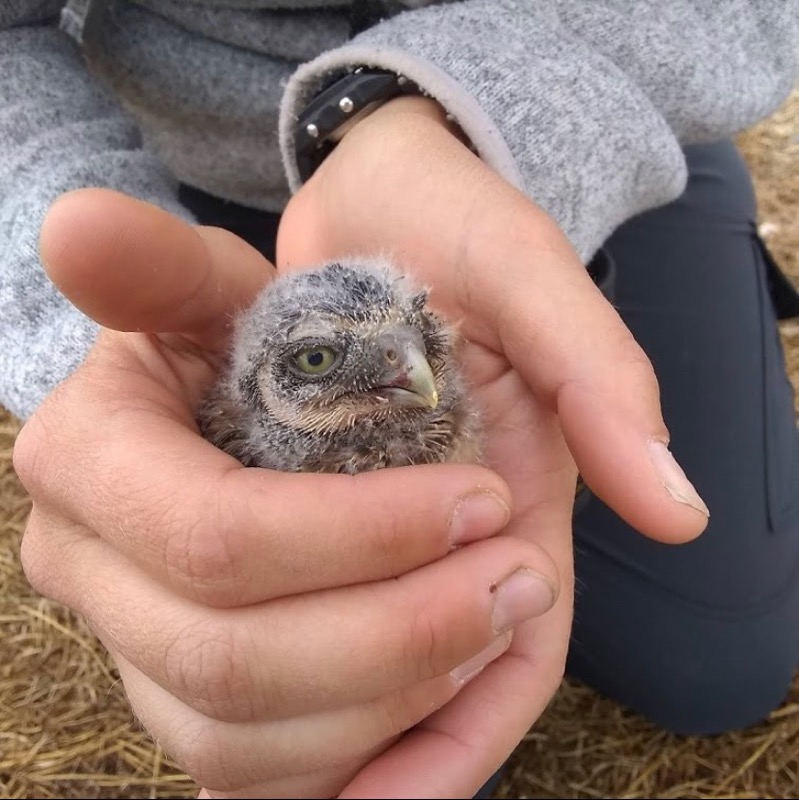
[197,259,480,474]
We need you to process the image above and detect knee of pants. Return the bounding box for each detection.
[567,518,799,736]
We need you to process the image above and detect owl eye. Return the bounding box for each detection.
[294,346,338,376]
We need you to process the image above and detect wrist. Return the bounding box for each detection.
[352,94,466,142]
[293,66,473,184]
[324,93,475,186]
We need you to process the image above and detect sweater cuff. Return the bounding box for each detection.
[279,43,525,197]
[279,40,687,263]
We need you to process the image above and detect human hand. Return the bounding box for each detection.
[277,96,710,797]
[13,189,563,799]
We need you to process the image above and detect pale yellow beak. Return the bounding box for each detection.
[374,327,439,410]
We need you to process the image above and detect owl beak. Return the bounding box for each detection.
[375,329,439,410]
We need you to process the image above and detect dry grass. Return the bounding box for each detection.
[1,88,798,799]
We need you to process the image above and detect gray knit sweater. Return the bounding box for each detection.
[1,0,797,420]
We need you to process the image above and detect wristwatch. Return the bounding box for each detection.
[294,68,426,183]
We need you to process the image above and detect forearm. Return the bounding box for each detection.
[0,23,193,419]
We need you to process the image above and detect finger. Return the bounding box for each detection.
[339,509,574,800]
[113,649,470,790]
[412,151,711,545]
[23,523,556,723]
[199,765,363,800]
[198,766,362,800]
[435,162,710,543]
[14,393,513,607]
[339,642,559,799]
[39,188,273,351]
[487,246,708,543]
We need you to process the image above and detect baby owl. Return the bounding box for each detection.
[197,259,480,474]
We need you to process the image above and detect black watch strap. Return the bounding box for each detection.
[294,69,424,184]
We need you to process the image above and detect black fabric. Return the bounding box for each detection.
[762,236,799,319]
[349,1,466,37]
[179,184,281,265]
[473,764,506,799]
[81,0,114,52]
[586,246,616,303]
[349,1,407,36]
[568,141,799,735]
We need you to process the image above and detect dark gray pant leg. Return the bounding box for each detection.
[568,141,799,736]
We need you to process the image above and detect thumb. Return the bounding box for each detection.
[495,251,710,544]
[39,188,273,351]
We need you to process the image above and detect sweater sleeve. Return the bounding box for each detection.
[0,18,194,420]
[279,0,799,263]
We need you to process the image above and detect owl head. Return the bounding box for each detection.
[200,259,477,473]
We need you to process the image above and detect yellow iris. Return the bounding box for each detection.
[294,346,338,375]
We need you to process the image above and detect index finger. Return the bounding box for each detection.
[427,168,710,544]
[490,243,710,544]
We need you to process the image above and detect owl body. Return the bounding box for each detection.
[198,260,480,474]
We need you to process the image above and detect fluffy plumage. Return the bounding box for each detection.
[197,259,480,474]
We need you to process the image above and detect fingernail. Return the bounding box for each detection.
[450,631,512,684]
[648,440,710,517]
[449,490,510,547]
[491,569,556,633]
